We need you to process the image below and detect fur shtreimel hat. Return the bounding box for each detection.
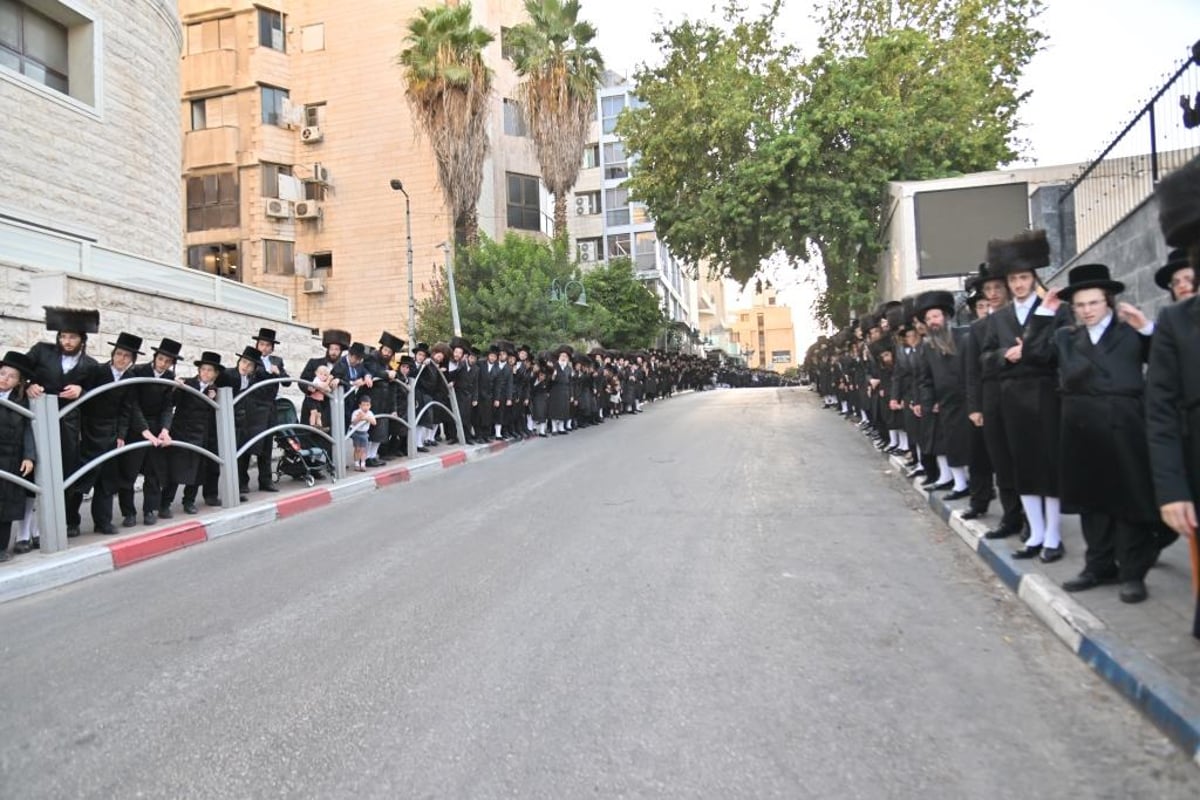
[915,290,956,322]
[1156,159,1200,248]
[44,306,99,334]
[986,229,1051,277]
[322,329,352,348]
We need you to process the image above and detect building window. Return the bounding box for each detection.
[576,237,602,263]
[582,143,600,169]
[190,99,206,131]
[500,26,513,60]
[607,232,631,260]
[574,190,600,216]
[603,142,628,181]
[186,16,235,54]
[187,243,240,280]
[262,162,292,199]
[263,239,295,275]
[260,84,289,126]
[605,187,629,226]
[503,98,527,137]
[768,295,776,305]
[301,22,324,52]
[304,102,325,128]
[311,251,333,274]
[634,230,657,269]
[190,93,236,130]
[601,94,625,134]
[631,203,650,225]
[186,172,239,231]
[0,0,68,94]
[304,180,326,201]
[258,7,285,52]
[506,172,540,231]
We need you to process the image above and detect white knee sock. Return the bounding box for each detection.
[841,401,849,413]
[366,442,380,459]
[1020,495,1046,547]
[937,455,950,481]
[17,498,36,542]
[898,431,909,451]
[1043,496,1062,548]
[860,409,869,422]
[888,430,898,448]
[950,466,969,492]
[494,424,502,438]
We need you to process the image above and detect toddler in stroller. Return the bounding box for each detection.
[273,397,334,487]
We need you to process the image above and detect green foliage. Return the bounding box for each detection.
[620,0,1045,326]
[415,235,665,351]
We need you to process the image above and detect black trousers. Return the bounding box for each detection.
[967,425,994,513]
[1080,511,1159,582]
[980,381,1025,532]
[255,436,274,488]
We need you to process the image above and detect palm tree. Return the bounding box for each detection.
[507,0,605,239]
[398,2,495,244]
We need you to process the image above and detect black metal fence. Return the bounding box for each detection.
[1061,40,1200,253]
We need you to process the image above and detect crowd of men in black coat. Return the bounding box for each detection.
[803,158,1200,639]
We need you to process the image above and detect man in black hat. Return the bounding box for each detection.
[1155,248,1195,303]
[1041,264,1161,603]
[979,230,1066,562]
[363,332,403,466]
[25,306,100,537]
[118,338,183,526]
[1146,158,1200,638]
[227,345,271,499]
[250,327,289,491]
[449,337,478,443]
[302,329,350,401]
[168,351,224,516]
[78,332,151,534]
[549,346,573,435]
[477,344,502,440]
[913,291,971,499]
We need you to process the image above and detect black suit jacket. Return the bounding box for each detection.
[1146,296,1200,506]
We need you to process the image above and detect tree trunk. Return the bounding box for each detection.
[553,193,568,242]
[459,206,479,247]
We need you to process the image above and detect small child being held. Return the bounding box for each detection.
[302,364,335,429]
[349,393,376,471]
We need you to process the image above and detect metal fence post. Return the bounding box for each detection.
[406,380,417,458]
[215,387,241,508]
[447,385,466,445]
[330,389,347,480]
[30,394,67,554]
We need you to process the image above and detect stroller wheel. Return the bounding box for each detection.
[304,474,316,488]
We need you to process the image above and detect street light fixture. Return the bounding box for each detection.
[389,179,417,346]
[549,278,588,306]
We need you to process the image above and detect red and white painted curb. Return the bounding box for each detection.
[0,440,510,604]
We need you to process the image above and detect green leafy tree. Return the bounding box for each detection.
[398,2,494,245]
[507,0,605,239]
[581,258,666,350]
[620,0,1044,325]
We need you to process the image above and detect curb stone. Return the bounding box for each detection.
[0,442,511,605]
[880,450,1200,765]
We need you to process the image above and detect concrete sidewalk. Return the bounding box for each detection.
[0,439,511,604]
[826,399,1200,765]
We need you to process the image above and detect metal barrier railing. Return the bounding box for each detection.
[1060,41,1200,253]
[3,365,465,556]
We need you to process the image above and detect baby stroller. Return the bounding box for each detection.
[273,398,334,487]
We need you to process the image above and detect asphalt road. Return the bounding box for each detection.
[1,388,1197,799]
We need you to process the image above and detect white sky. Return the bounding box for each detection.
[584,0,1200,354]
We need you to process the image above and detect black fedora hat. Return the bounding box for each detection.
[193,351,223,369]
[151,338,183,360]
[0,350,35,379]
[347,342,367,358]
[915,290,956,322]
[1155,249,1192,292]
[253,327,279,344]
[44,306,100,334]
[413,341,430,356]
[1058,263,1124,300]
[236,345,262,364]
[379,331,406,353]
[108,332,145,355]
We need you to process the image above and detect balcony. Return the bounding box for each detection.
[182,48,237,95]
[185,126,240,170]
[179,1,236,19]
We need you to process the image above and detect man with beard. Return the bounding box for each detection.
[449,337,478,443]
[250,328,288,492]
[963,264,1025,536]
[118,338,182,526]
[979,230,1066,563]
[364,332,403,466]
[913,291,971,500]
[549,346,573,435]
[302,329,350,389]
[25,306,100,537]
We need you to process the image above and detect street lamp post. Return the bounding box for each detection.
[549,278,588,306]
[389,179,417,346]
[438,240,462,337]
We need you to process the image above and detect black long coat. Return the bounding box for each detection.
[118,362,176,488]
[531,369,550,422]
[1147,296,1200,507]
[1054,320,1158,522]
[76,363,142,494]
[549,363,573,420]
[25,342,97,479]
[0,392,35,522]
[916,329,971,465]
[165,377,218,486]
[224,366,272,447]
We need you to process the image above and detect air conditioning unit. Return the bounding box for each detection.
[578,241,596,262]
[294,201,321,219]
[575,197,586,215]
[264,198,291,219]
[312,163,330,183]
[301,126,323,143]
[302,277,326,294]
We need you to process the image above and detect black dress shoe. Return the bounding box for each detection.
[259,485,279,493]
[943,488,971,501]
[158,506,174,520]
[417,447,429,453]
[66,526,81,538]
[1062,572,1116,593]
[1012,544,1042,559]
[204,496,221,508]
[12,541,31,554]
[1119,579,1148,604]
[239,495,248,503]
[30,536,39,549]
[905,467,925,479]
[122,514,137,528]
[364,458,386,467]
[960,508,986,521]
[931,481,953,491]
[143,511,157,526]
[183,501,199,515]
[96,524,118,536]
[919,476,938,487]
[984,526,1018,539]
[1039,544,1065,563]
[0,551,9,563]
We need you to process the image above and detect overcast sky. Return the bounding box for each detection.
[584,0,1200,352]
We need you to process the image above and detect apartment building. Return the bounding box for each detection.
[728,287,797,373]
[179,0,548,339]
[568,72,700,331]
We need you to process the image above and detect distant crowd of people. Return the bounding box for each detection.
[804,158,1200,639]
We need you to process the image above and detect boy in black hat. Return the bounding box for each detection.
[0,351,36,560]
[167,351,225,516]
[227,345,271,498]
[251,327,289,492]
[118,338,183,526]
[1155,248,1195,303]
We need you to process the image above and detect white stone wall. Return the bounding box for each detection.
[0,0,183,266]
